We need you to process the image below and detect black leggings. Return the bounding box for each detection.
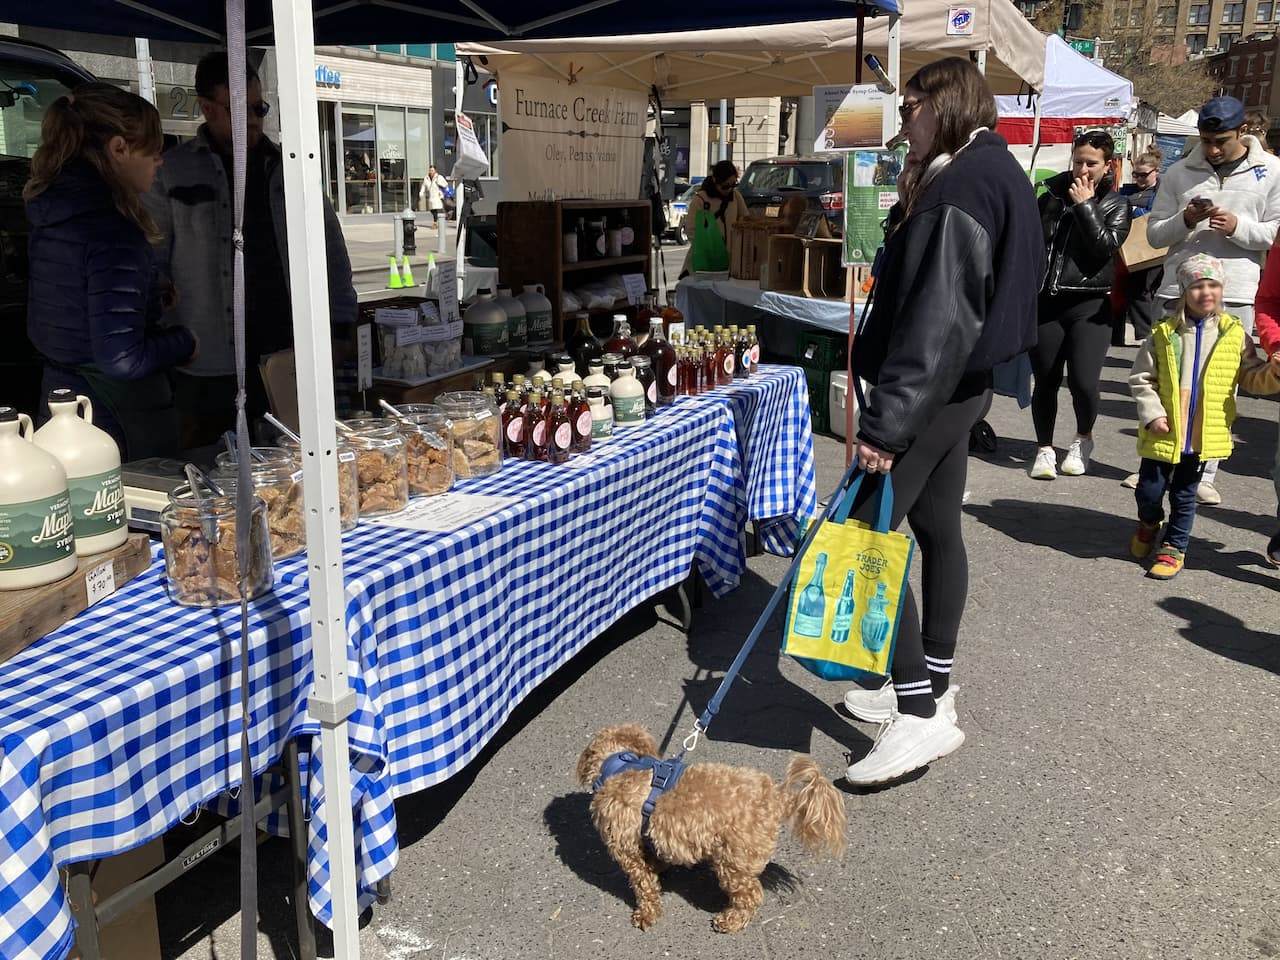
[1030,294,1112,446]
[847,390,990,717]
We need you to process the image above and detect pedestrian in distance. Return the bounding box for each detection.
[841,57,1043,786]
[1146,95,1280,506]
[1119,149,1165,344]
[419,163,450,224]
[1029,129,1132,480]
[24,82,197,460]
[1128,254,1280,578]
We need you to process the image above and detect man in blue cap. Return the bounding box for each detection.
[1147,94,1280,505]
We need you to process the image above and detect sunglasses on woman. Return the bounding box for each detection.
[898,97,927,121]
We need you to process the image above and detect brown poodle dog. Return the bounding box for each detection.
[575,723,846,933]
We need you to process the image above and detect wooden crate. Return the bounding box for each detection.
[0,533,152,666]
[730,219,792,282]
[803,238,846,300]
[761,234,806,293]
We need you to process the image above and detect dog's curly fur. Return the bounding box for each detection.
[576,723,846,933]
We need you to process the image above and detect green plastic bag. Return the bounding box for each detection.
[691,209,730,273]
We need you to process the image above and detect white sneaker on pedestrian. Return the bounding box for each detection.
[1029,447,1058,480]
[1060,436,1094,476]
[1196,481,1222,505]
[1121,472,1139,489]
[842,682,960,724]
[845,710,965,786]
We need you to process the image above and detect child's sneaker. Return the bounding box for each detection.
[1130,521,1161,559]
[1148,545,1185,580]
[1060,436,1094,476]
[1029,447,1057,480]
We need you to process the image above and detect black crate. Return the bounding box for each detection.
[795,330,847,374]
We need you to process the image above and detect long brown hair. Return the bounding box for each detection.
[24,83,163,241]
[899,58,998,218]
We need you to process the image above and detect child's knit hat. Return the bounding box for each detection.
[1177,253,1225,291]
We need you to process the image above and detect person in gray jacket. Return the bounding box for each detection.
[145,52,356,447]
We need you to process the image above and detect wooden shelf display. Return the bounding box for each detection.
[496,200,653,343]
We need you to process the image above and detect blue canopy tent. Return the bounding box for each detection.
[5,1,891,957]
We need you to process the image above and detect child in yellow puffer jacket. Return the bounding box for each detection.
[1128,253,1280,579]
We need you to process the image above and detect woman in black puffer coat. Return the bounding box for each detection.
[1028,129,1132,481]
[25,83,195,459]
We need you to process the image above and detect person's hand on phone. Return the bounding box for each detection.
[1147,416,1171,436]
[1208,208,1238,236]
[1068,175,1096,204]
[1183,199,1214,227]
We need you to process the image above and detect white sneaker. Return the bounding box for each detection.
[1121,472,1139,489]
[842,682,959,724]
[1029,447,1058,480]
[1196,481,1222,505]
[845,710,965,786]
[1060,436,1093,476]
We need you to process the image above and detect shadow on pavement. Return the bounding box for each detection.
[964,499,1136,560]
[1158,595,1280,676]
[541,792,799,919]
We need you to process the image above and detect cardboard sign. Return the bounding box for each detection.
[356,323,373,391]
[437,260,459,325]
[622,273,647,305]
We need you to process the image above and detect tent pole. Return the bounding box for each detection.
[455,58,467,282]
[855,9,864,83]
[1027,94,1042,176]
[975,49,987,74]
[883,12,901,148]
[270,0,362,955]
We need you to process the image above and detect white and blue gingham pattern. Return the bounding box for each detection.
[0,367,814,958]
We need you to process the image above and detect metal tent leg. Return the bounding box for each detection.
[68,862,102,960]
[283,740,317,960]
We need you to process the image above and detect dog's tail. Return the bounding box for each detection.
[781,756,846,858]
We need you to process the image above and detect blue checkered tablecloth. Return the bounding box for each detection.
[0,366,815,960]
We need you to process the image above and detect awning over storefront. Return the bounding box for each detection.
[458,0,1047,97]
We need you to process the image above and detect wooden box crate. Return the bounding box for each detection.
[731,219,793,281]
[761,234,805,293]
[802,238,846,300]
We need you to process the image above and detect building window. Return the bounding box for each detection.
[336,103,433,215]
[342,104,377,214]
[1229,57,1240,75]
[1130,9,1143,23]
[1221,1,1244,21]
[1188,3,1210,23]
[1242,83,1253,104]
[406,107,432,210]
[405,44,433,59]
[1156,6,1177,24]
[1221,32,1241,47]
[1261,82,1272,105]
[1257,0,1273,19]
[1186,32,1209,51]
[1113,6,1127,24]
[1246,53,1257,74]
[1266,52,1275,72]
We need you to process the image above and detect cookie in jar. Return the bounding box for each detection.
[277,437,360,531]
[343,419,410,516]
[161,482,272,607]
[393,406,454,497]
[435,391,502,479]
[213,447,306,560]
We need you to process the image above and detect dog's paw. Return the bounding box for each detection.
[631,905,661,930]
[712,908,753,934]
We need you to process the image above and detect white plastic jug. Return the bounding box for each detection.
[0,407,77,589]
[518,284,555,347]
[34,390,128,556]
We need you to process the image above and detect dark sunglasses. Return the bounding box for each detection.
[1073,130,1114,151]
[1133,169,1156,179]
[898,97,927,120]
[211,98,271,119]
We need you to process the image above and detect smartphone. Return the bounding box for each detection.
[1190,197,1213,209]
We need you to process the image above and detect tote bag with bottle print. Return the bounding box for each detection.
[782,470,914,682]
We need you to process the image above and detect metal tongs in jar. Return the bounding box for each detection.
[184,463,226,545]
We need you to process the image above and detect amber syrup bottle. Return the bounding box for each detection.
[525,390,548,461]
[547,390,573,464]
[502,389,525,459]
[570,380,592,453]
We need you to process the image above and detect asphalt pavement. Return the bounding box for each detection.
[160,345,1280,960]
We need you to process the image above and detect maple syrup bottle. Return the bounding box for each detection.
[662,290,685,341]
[570,379,592,453]
[633,293,659,349]
[566,310,603,377]
[603,314,637,358]
[640,317,678,407]
[732,326,749,380]
[525,390,548,461]
[703,337,718,390]
[546,390,573,464]
[746,324,760,375]
[502,389,525,459]
[716,329,735,385]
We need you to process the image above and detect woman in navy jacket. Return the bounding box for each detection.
[25,83,195,459]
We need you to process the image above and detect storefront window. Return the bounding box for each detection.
[377,105,408,212]
[406,44,433,59]
[319,101,339,210]
[342,103,377,214]
[407,107,431,212]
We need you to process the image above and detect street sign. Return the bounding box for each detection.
[1068,37,1096,56]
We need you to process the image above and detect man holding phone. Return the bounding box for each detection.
[1147,95,1280,504]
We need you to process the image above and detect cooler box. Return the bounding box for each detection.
[829,371,857,440]
[796,330,847,435]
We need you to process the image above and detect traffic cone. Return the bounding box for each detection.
[425,252,438,290]
[387,255,404,289]
[400,255,415,287]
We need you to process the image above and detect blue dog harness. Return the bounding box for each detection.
[592,751,687,839]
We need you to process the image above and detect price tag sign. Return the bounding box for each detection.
[85,562,116,606]
[420,319,464,343]
[357,323,373,391]
[437,260,460,325]
[374,307,419,327]
[394,325,428,347]
[623,273,647,306]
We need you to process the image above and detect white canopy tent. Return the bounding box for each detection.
[459,0,1048,101]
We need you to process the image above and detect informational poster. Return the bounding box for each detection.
[1153,133,1188,172]
[813,84,888,152]
[499,76,647,201]
[843,148,905,267]
[436,259,459,325]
